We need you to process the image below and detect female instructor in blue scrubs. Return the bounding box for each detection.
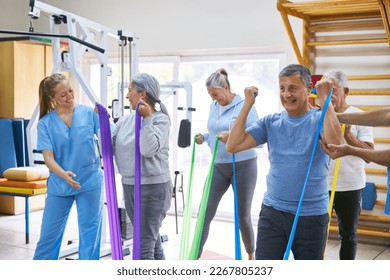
[33,73,103,260]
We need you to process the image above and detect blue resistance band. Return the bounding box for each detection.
[232,154,242,260]
[283,90,333,260]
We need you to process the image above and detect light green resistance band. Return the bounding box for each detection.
[188,137,219,260]
[179,136,197,260]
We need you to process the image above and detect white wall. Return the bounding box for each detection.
[4,1,389,76]
[1,0,299,63]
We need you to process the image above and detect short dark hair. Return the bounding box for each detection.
[279,64,312,87]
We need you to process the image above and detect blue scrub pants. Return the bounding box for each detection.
[33,187,103,260]
[255,204,329,260]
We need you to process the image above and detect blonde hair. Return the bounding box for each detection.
[205,68,230,89]
[38,73,68,119]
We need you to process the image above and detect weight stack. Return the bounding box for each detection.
[118,207,133,240]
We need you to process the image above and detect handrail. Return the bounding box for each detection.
[0,29,105,53]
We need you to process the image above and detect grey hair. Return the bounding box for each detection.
[205,68,230,89]
[131,73,170,122]
[279,64,312,87]
[323,70,349,89]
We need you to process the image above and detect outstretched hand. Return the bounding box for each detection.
[320,139,350,160]
[63,171,81,190]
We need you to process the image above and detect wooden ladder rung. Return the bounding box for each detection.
[374,138,390,144]
[307,38,388,46]
[375,200,386,207]
[332,213,390,222]
[365,168,388,175]
[359,214,390,223]
[329,225,390,238]
[348,75,390,81]
[376,184,388,191]
[349,89,390,95]
[355,105,390,111]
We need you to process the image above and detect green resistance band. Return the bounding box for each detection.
[188,137,219,260]
[179,135,197,260]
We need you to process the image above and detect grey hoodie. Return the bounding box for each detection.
[112,111,171,185]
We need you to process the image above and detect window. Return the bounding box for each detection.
[88,50,285,222]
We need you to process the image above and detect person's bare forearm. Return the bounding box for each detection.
[42,150,81,189]
[226,86,258,153]
[322,104,343,146]
[226,101,252,153]
[344,132,374,150]
[42,151,67,178]
[348,146,390,167]
[338,107,390,127]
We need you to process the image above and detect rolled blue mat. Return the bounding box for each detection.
[362,182,377,211]
[0,119,17,175]
[11,118,27,167]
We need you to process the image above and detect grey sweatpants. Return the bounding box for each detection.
[123,181,173,260]
[198,158,258,258]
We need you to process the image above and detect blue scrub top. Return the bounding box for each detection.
[37,104,103,196]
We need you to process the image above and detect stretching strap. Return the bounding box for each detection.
[179,136,197,259]
[324,124,346,258]
[232,154,242,260]
[133,102,142,260]
[96,103,123,260]
[188,137,219,260]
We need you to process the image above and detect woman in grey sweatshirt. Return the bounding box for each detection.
[112,73,172,260]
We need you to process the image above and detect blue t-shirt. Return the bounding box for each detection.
[37,104,103,195]
[247,109,330,216]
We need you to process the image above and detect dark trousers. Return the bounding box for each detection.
[123,181,172,260]
[198,158,257,258]
[331,189,363,260]
[255,204,329,260]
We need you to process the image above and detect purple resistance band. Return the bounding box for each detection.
[133,102,142,260]
[96,103,123,260]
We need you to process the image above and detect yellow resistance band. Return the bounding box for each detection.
[324,123,346,258]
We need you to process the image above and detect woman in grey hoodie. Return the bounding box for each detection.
[112,73,172,260]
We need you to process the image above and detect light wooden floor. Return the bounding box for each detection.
[0,205,390,261]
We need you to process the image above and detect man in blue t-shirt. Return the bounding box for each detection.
[226,64,343,260]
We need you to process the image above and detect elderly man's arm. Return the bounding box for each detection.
[315,80,343,146]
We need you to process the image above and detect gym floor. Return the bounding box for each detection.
[0,205,390,260]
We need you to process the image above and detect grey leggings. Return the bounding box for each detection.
[122,181,172,260]
[198,158,258,258]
